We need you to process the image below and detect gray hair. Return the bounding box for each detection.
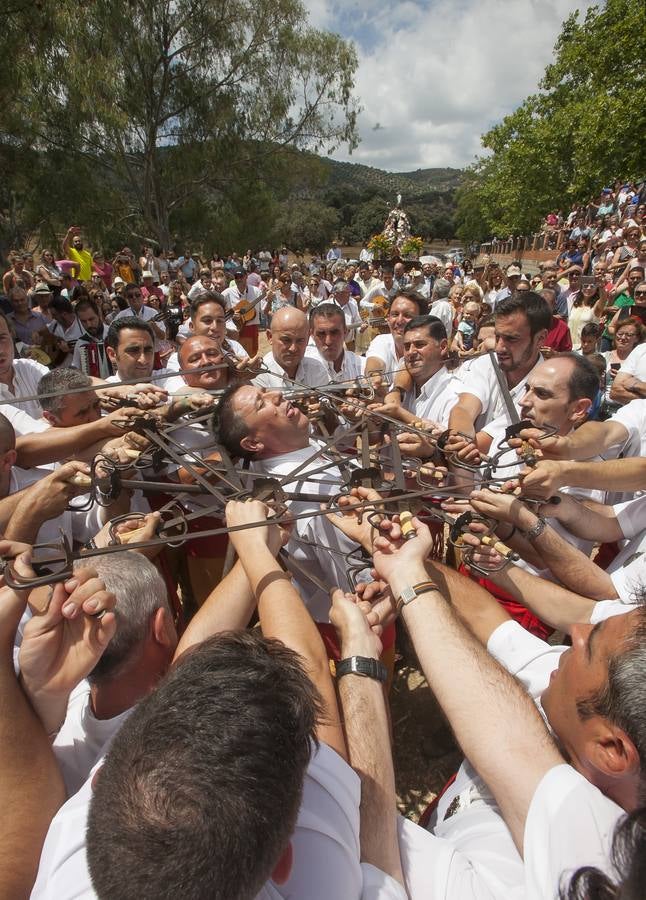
[38,368,94,414]
[577,603,646,803]
[75,550,171,684]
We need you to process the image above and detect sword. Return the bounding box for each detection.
[487,350,538,466]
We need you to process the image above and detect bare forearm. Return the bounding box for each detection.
[530,524,617,599]
[553,458,646,494]
[16,420,114,467]
[425,559,510,645]
[391,563,562,851]
[448,397,480,438]
[338,677,403,885]
[174,560,255,658]
[0,644,65,896]
[489,566,597,633]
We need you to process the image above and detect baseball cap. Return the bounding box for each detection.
[113,276,125,285]
[506,265,522,277]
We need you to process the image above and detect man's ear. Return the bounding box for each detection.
[0,449,17,472]
[270,842,293,885]
[240,435,264,455]
[106,346,117,365]
[587,722,640,780]
[152,607,177,650]
[570,398,592,426]
[440,338,448,357]
[42,411,57,427]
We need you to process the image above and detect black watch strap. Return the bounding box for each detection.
[336,656,387,683]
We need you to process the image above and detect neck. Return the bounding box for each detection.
[332,350,344,372]
[414,362,443,388]
[90,658,165,720]
[0,366,14,389]
[506,353,539,389]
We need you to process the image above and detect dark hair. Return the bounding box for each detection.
[124,282,141,298]
[554,351,601,401]
[211,382,252,459]
[75,298,101,318]
[576,605,646,803]
[495,291,551,336]
[106,317,154,351]
[50,295,74,315]
[581,322,602,340]
[87,631,320,900]
[560,807,646,899]
[190,291,227,318]
[309,302,345,327]
[476,315,495,336]
[391,288,428,316]
[403,314,447,342]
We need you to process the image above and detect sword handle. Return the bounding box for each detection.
[399,509,417,541]
[480,534,519,560]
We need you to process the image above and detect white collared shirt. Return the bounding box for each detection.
[253,352,329,390]
[403,366,461,429]
[305,346,365,383]
[0,358,49,419]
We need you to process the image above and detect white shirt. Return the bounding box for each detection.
[366,333,401,386]
[429,299,453,339]
[104,367,177,391]
[32,741,404,900]
[617,343,646,382]
[0,402,50,437]
[608,399,646,458]
[605,495,646,602]
[0,358,49,419]
[50,317,85,368]
[403,367,461,429]
[305,346,366,383]
[53,682,130,797]
[253,352,329,390]
[250,442,366,621]
[332,297,362,336]
[222,283,261,327]
[455,354,543,431]
[111,304,166,340]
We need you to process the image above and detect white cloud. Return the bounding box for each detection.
[303,0,594,171]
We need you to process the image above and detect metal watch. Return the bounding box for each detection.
[335,656,387,683]
[522,517,547,541]
[396,580,438,612]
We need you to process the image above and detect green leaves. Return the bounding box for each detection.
[455,0,646,241]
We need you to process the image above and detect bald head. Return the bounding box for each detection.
[268,306,309,377]
[178,335,227,390]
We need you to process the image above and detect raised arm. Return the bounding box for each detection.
[330,591,405,889]
[225,500,346,760]
[520,457,646,499]
[372,518,564,852]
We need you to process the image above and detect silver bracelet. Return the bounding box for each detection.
[522,517,547,541]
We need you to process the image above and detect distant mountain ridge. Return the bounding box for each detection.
[321,158,463,198]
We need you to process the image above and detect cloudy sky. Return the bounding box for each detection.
[304,0,594,172]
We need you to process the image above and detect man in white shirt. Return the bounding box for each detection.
[222,269,262,355]
[0,313,49,418]
[254,306,329,390]
[384,314,461,434]
[186,266,216,301]
[329,280,363,350]
[326,240,342,262]
[306,303,366,382]
[165,293,248,372]
[365,289,428,389]
[49,296,85,366]
[448,293,550,443]
[111,282,166,345]
[104,318,175,391]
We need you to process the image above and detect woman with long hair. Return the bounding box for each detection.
[36,249,63,293]
[601,317,644,413]
[568,281,607,350]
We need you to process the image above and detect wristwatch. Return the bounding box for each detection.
[521,517,548,541]
[396,580,438,612]
[336,656,387,683]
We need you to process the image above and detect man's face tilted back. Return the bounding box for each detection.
[232,385,310,458]
[519,357,592,435]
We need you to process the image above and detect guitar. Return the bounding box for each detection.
[226,289,268,324]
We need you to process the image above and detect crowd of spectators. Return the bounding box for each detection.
[0,205,645,899]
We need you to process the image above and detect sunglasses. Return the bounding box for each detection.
[634,290,646,297]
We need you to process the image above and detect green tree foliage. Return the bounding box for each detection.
[455,0,646,240]
[2,0,359,250]
[272,199,340,253]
